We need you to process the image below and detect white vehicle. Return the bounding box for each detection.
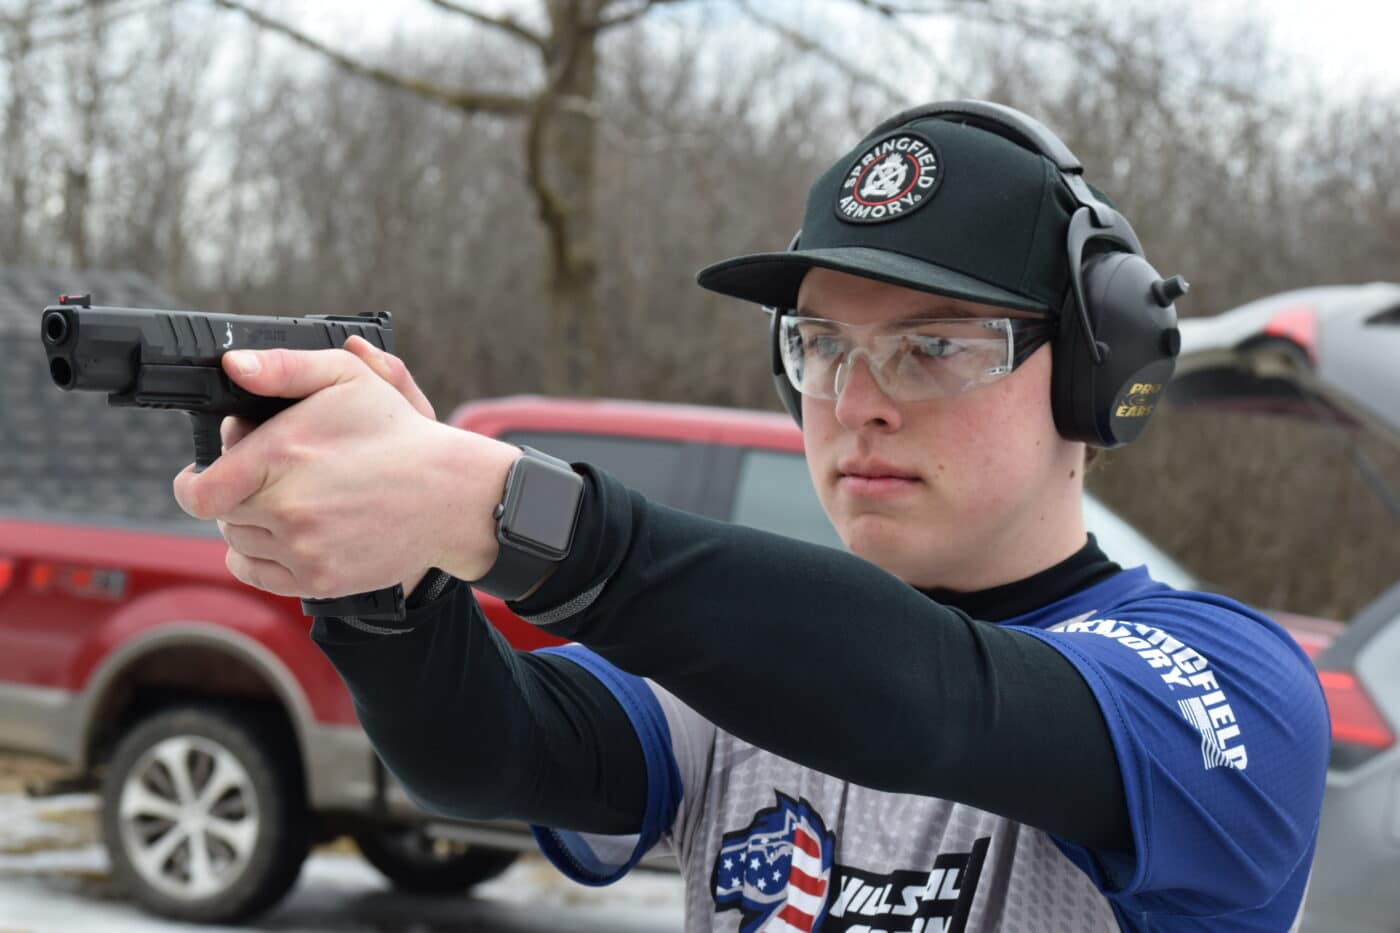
[1172,283,1400,933]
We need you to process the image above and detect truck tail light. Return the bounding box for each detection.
[1318,670,1395,769]
[24,561,126,600]
[1262,305,1318,364]
[0,557,12,595]
[30,562,55,591]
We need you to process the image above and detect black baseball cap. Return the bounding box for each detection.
[696,112,1082,314]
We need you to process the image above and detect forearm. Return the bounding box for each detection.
[515,466,1130,851]
[311,579,646,834]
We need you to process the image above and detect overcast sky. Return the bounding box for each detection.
[1255,0,1400,89]
[188,0,1400,144]
[287,0,1399,92]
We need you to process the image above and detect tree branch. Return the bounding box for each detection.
[735,0,905,104]
[951,2,1167,106]
[14,0,112,23]
[847,0,986,17]
[13,0,172,51]
[421,0,547,51]
[208,0,534,116]
[592,0,694,33]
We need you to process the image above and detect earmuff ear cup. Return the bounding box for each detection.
[1051,251,1178,447]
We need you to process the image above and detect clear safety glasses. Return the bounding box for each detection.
[777,314,1054,402]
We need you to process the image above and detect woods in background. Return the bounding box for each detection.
[3,0,1397,618]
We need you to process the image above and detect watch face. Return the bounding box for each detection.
[502,462,582,557]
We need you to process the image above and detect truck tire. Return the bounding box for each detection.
[100,703,310,923]
[353,826,518,894]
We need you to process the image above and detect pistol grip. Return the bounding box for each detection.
[190,413,224,473]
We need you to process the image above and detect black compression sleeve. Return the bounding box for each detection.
[514,465,1132,853]
[310,587,647,834]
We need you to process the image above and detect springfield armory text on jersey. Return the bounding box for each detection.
[1052,616,1249,770]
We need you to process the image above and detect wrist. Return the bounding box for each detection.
[471,445,585,601]
[428,423,519,583]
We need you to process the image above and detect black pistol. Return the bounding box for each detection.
[40,294,406,624]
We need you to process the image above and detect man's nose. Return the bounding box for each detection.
[833,349,903,431]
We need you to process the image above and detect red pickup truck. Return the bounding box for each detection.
[0,394,1340,924]
[0,396,847,922]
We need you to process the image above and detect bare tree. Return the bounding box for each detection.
[203,0,659,392]
[104,6,209,290]
[197,0,992,394]
[56,0,109,269]
[0,0,41,263]
[9,0,211,280]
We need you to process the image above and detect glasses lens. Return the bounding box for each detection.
[779,316,1018,401]
[780,317,852,400]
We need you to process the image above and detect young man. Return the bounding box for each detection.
[175,102,1329,931]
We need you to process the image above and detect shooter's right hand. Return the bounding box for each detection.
[220,336,435,452]
[215,337,446,599]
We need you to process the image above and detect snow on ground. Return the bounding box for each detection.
[0,792,99,854]
[0,792,685,932]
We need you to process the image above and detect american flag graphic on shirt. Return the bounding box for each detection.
[713,794,836,932]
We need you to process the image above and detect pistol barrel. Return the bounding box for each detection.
[41,306,140,393]
[40,303,394,397]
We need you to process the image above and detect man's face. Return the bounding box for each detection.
[797,268,1085,589]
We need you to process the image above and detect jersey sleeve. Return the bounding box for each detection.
[529,645,693,885]
[1015,592,1330,920]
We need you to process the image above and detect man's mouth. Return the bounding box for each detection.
[837,460,923,497]
[838,459,921,480]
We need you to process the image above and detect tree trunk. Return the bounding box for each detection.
[538,0,603,394]
[2,6,34,263]
[60,0,106,270]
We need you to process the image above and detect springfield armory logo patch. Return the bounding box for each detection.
[836,131,942,224]
[712,793,988,932]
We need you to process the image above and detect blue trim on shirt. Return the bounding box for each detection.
[528,644,682,886]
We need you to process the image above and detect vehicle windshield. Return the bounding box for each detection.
[730,449,844,549]
[731,449,1197,590]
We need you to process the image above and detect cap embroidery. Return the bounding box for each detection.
[836,131,942,224]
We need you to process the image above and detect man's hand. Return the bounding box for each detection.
[173,337,519,600]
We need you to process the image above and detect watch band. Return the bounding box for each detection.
[475,538,555,602]
[472,447,583,602]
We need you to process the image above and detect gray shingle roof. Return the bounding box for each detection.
[1,267,210,530]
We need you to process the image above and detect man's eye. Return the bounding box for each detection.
[805,334,846,359]
[910,336,964,359]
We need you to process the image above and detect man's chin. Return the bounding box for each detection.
[842,519,923,562]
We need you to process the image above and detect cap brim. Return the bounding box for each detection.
[696,247,1051,314]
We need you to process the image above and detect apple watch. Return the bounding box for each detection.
[472,446,585,601]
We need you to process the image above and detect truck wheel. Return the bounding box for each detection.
[100,703,309,923]
[353,826,518,894]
